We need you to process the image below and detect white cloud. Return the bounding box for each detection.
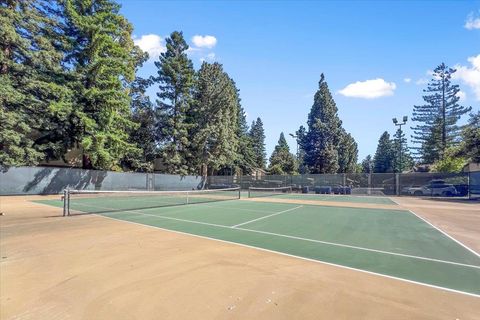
[404,78,412,83]
[453,54,480,100]
[133,34,165,59]
[338,78,396,99]
[186,47,201,53]
[457,91,467,102]
[465,11,480,30]
[416,78,429,85]
[192,35,217,48]
[199,52,216,63]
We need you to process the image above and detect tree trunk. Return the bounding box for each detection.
[441,75,446,158]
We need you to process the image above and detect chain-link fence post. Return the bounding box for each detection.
[468,172,471,199]
[368,173,372,195]
[395,173,400,196]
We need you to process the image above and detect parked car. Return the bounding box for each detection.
[406,180,457,197]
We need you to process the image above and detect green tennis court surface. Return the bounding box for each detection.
[252,193,397,205]
[36,196,480,296]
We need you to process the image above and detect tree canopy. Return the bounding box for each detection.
[411,63,471,163]
[2,1,476,176]
[190,62,239,176]
[249,117,267,170]
[1,0,73,168]
[299,74,357,174]
[373,131,394,173]
[153,31,195,175]
[268,133,297,174]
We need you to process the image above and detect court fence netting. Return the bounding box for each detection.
[63,187,241,216]
[248,186,292,198]
[1,166,479,200]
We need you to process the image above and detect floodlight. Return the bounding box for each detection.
[403,116,408,122]
[392,118,398,124]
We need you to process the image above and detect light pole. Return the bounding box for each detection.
[392,116,408,173]
[289,133,299,160]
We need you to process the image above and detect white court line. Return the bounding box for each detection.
[389,198,480,258]
[72,203,228,228]
[198,204,275,213]
[281,192,392,201]
[70,202,480,270]
[231,205,303,228]
[95,212,480,298]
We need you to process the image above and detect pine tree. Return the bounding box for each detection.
[1,0,72,168]
[392,128,414,172]
[268,133,297,174]
[300,74,342,173]
[64,0,139,170]
[275,132,289,151]
[234,105,256,175]
[295,125,308,174]
[361,155,373,173]
[373,132,395,173]
[123,47,156,171]
[411,63,472,162]
[190,62,239,176]
[420,118,443,164]
[337,130,358,173]
[152,31,195,175]
[249,117,266,169]
[457,111,480,162]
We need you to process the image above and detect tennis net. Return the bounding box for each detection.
[248,186,292,198]
[63,187,241,216]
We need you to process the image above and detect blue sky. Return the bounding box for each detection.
[119,0,480,161]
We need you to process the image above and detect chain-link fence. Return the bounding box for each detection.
[209,172,475,199]
[1,166,478,199]
[470,171,480,199]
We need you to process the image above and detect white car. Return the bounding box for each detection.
[406,180,457,197]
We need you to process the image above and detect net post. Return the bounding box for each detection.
[63,189,67,216]
[248,187,251,198]
[238,187,241,199]
[67,188,71,216]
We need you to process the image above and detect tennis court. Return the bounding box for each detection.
[36,187,480,297]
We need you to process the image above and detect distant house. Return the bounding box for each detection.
[252,168,267,178]
[39,147,83,168]
[463,162,480,172]
[411,164,433,172]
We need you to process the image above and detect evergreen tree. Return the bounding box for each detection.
[190,62,239,176]
[1,0,72,168]
[337,130,358,173]
[392,128,414,172]
[411,63,472,162]
[123,47,156,171]
[300,74,341,173]
[295,125,308,174]
[457,111,480,163]
[268,133,297,174]
[420,118,443,164]
[275,132,289,151]
[361,155,373,173]
[233,100,256,175]
[64,0,139,170]
[153,31,195,175]
[373,131,394,173]
[249,117,266,169]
